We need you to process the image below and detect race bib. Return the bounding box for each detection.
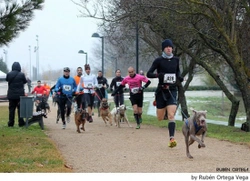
[63,85,72,91]
[131,87,139,94]
[87,83,93,88]
[98,84,103,88]
[163,74,176,84]
[116,82,121,86]
[37,93,42,97]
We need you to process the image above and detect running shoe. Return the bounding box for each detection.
[66,116,70,123]
[168,138,177,148]
[136,124,140,129]
[62,122,66,129]
[88,116,93,123]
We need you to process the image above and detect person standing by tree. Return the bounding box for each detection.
[6,62,27,127]
[146,39,184,148]
[111,66,151,129]
[96,70,109,117]
[110,69,124,108]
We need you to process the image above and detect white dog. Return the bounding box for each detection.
[110,104,131,128]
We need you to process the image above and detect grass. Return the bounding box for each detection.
[0,94,249,172]
[0,105,72,173]
[187,96,246,123]
[119,98,250,147]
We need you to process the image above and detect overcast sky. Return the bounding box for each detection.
[1,0,99,77]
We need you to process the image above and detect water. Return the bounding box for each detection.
[143,91,242,128]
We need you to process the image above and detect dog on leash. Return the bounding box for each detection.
[111,104,131,128]
[99,98,113,126]
[75,108,88,133]
[182,108,207,159]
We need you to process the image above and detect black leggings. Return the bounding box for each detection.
[59,97,72,122]
[113,93,124,107]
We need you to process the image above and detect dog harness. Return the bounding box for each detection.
[185,119,202,134]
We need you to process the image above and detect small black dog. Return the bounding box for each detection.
[36,96,50,117]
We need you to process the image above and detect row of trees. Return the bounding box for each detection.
[72,0,250,131]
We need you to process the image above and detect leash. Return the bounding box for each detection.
[166,88,189,120]
[95,91,102,101]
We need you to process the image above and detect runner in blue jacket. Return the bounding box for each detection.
[55,67,77,129]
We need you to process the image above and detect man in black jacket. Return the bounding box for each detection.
[6,62,27,127]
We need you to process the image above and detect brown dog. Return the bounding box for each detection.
[182,108,207,159]
[99,98,112,126]
[74,108,88,133]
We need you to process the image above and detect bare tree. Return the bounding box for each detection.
[72,0,250,130]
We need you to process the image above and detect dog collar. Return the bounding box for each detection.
[185,119,202,134]
[194,120,202,134]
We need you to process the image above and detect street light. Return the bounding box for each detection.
[136,21,139,73]
[34,35,39,80]
[3,49,7,63]
[92,33,104,74]
[78,50,88,64]
[28,45,31,79]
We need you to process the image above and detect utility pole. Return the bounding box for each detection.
[3,49,8,64]
[29,45,32,79]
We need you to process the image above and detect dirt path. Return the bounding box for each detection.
[43,103,250,173]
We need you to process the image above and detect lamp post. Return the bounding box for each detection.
[34,35,39,80]
[136,21,139,73]
[78,50,88,64]
[92,33,104,74]
[29,45,31,79]
[3,49,7,63]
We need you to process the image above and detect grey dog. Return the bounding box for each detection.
[182,108,207,159]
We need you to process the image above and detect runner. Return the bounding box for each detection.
[111,66,151,129]
[110,69,124,108]
[74,67,84,109]
[54,67,77,129]
[146,38,184,148]
[96,70,109,117]
[77,64,98,123]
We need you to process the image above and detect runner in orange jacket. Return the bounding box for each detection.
[74,67,84,109]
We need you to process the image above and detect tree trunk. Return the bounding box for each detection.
[228,99,240,126]
[236,79,250,132]
[177,85,189,121]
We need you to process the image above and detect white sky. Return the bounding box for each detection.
[1,0,99,76]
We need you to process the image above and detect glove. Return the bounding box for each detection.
[178,76,184,82]
[157,73,165,79]
[111,92,115,96]
[153,100,156,106]
[139,86,145,91]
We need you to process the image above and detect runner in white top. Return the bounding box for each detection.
[77,64,98,122]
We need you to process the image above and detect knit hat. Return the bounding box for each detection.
[162,39,173,51]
